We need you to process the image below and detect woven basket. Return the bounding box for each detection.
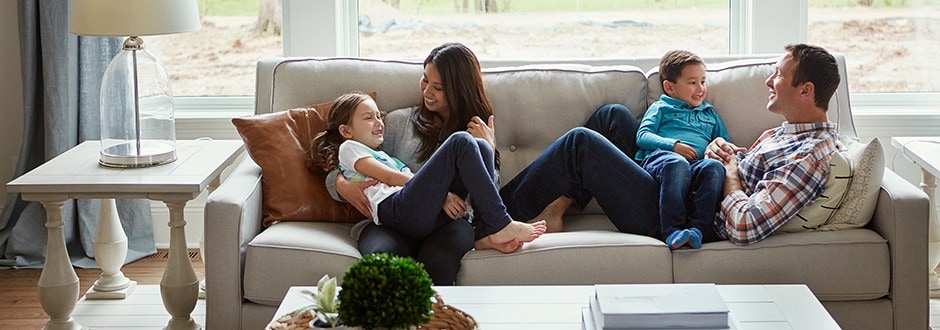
[265,309,316,330]
[418,294,479,330]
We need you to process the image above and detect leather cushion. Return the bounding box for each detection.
[232,96,373,225]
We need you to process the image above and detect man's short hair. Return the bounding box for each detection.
[659,50,704,85]
[785,44,840,111]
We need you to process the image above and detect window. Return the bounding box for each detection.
[808,0,939,93]
[148,0,282,97]
[357,1,730,60]
[150,0,937,111]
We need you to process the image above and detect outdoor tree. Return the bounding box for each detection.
[256,0,281,35]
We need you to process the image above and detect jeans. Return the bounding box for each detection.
[499,104,660,237]
[377,132,510,241]
[641,149,724,243]
[358,219,474,286]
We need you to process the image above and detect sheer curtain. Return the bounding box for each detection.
[0,0,156,268]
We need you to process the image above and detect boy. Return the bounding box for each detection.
[636,50,729,249]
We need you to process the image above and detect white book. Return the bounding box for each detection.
[592,283,729,329]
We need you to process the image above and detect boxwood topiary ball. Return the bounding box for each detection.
[338,253,435,329]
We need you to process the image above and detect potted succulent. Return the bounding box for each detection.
[293,274,346,328]
[338,253,436,330]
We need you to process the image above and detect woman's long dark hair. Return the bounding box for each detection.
[410,43,498,166]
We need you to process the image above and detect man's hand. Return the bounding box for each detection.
[442,192,467,219]
[336,174,377,218]
[705,137,746,163]
[468,115,496,150]
[721,156,745,197]
[673,142,698,160]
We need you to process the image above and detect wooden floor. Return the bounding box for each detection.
[0,249,204,329]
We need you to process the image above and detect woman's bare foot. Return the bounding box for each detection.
[489,220,546,245]
[528,195,573,233]
[474,237,524,254]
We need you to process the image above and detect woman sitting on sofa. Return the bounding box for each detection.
[330,42,663,284]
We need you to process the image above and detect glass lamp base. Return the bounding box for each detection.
[100,141,177,168]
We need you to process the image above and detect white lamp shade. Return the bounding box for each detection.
[70,0,201,37]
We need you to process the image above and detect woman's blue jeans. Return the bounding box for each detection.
[499,104,660,237]
[641,149,724,242]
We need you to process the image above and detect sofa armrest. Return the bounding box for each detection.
[204,156,265,330]
[868,168,929,330]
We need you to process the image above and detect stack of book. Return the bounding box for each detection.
[582,283,730,330]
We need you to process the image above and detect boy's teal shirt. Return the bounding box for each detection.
[635,94,731,162]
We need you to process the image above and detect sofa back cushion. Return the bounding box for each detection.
[483,64,648,183]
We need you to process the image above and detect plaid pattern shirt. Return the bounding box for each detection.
[716,121,841,245]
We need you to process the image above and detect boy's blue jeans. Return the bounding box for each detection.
[641,149,724,243]
[499,104,660,237]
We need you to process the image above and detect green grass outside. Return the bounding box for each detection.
[198,0,259,16]
[202,0,940,16]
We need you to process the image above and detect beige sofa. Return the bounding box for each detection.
[205,55,928,330]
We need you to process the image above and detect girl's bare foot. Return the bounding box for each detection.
[490,220,546,245]
[474,237,524,254]
[528,195,573,233]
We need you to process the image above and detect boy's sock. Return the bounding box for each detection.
[688,228,703,249]
[666,230,690,250]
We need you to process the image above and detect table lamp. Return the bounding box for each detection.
[70,0,201,167]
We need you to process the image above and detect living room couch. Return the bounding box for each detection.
[205,55,928,329]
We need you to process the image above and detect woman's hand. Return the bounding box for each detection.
[468,115,496,150]
[442,192,467,219]
[336,174,377,218]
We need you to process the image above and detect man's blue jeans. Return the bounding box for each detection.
[641,149,724,242]
[499,104,660,237]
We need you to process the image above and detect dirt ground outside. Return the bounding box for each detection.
[150,1,940,96]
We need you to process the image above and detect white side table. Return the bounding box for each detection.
[6,139,244,330]
[891,136,940,297]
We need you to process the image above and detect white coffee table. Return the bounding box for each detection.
[891,136,940,297]
[272,284,840,329]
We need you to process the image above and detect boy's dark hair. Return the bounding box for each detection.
[785,43,840,111]
[659,50,704,85]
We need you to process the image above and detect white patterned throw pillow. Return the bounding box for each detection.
[818,137,885,231]
[779,149,852,233]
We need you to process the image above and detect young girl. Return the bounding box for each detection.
[313,92,546,253]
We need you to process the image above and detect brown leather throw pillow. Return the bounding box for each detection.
[232,95,377,226]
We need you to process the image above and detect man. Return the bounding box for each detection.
[705,43,842,245]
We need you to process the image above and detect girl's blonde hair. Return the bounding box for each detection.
[310,92,373,173]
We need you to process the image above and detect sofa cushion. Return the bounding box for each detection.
[233,108,365,225]
[243,222,360,306]
[483,64,647,189]
[820,137,885,231]
[457,216,673,285]
[673,229,889,301]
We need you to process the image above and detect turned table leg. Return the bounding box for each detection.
[38,200,83,330]
[161,199,201,330]
[86,198,137,299]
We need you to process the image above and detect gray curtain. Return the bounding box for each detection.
[0,0,156,268]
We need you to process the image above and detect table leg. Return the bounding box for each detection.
[86,198,137,299]
[920,169,940,297]
[38,200,83,330]
[161,199,201,330]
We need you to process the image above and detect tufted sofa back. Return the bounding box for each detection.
[255,54,855,188]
